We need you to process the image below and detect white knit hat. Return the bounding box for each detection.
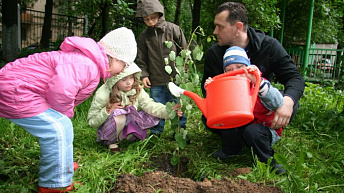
[98,27,137,66]
[223,46,250,71]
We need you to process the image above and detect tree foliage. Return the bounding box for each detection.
[2,0,344,57]
[278,0,343,47]
[55,0,136,41]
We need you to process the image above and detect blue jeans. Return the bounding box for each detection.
[10,109,74,188]
[150,86,187,134]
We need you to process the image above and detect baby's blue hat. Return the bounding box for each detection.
[223,46,250,71]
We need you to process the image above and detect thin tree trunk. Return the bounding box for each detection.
[67,0,73,36]
[40,0,53,48]
[2,0,19,62]
[174,0,182,25]
[100,1,109,38]
[192,0,201,32]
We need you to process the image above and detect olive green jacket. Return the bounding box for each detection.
[135,0,187,86]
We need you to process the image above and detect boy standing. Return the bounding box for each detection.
[135,0,187,135]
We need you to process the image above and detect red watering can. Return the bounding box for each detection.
[169,68,261,129]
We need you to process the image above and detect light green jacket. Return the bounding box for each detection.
[87,78,169,129]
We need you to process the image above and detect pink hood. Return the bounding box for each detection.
[60,37,110,82]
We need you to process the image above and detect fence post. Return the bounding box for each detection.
[303,0,315,75]
[18,3,22,50]
[84,15,88,36]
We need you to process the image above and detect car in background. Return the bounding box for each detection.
[316,58,334,71]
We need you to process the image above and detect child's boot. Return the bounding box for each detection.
[73,162,79,171]
[108,144,120,152]
[38,182,82,193]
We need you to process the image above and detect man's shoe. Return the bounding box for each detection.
[38,182,81,193]
[213,150,240,160]
[272,164,286,175]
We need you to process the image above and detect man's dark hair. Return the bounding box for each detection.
[216,2,248,30]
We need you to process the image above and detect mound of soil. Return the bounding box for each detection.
[112,170,284,193]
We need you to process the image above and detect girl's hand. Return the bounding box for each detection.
[107,102,125,113]
[244,65,259,84]
[204,77,213,88]
[173,104,183,117]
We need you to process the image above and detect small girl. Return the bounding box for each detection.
[87,63,182,151]
[0,27,137,192]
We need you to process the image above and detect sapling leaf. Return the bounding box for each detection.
[176,65,184,73]
[171,154,180,166]
[169,109,176,120]
[165,41,173,48]
[180,50,187,58]
[193,74,200,85]
[164,58,169,65]
[186,82,195,91]
[169,51,176,61]
[165,101,173,110]
[186,104,192,111]
[185,50,191,57]
[175,74,182,84]
[192,33,197,42]
[165,66,172,75]
[192,45,204,61]
[175,133,187,149]
[176,56,184,66]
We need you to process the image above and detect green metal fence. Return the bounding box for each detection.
[286,47,344,82]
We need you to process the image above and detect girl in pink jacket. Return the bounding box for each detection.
[0,27,137,192]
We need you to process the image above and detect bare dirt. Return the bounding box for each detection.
[112,155,284,193]
[112,170,283,193]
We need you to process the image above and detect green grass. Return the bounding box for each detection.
[0,82,344,193]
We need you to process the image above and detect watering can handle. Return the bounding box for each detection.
[212,69,261,107]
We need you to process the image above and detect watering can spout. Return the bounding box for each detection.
[168,82,207,115]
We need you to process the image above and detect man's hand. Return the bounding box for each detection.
[270,96,294,129]
[142,77,151,88]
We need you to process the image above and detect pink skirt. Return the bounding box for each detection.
[97,105,160,145]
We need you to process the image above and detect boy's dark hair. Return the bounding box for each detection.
[216,2,248,31]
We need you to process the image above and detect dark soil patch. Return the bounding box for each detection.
[112,171,283,193]
[112,154,283,193]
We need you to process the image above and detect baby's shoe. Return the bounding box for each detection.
[38,182,82,193]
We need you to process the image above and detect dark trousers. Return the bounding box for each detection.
[202,100,299,165]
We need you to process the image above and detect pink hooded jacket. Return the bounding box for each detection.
[0,37,110,119]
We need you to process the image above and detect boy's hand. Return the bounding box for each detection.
[204,77,213,88]
[107,102,124,113]
[142,77,151,88]
[244,65,259,84]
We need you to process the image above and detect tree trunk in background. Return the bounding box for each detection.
[192,0,201,32]
[100,1,109,38]
[67,0,73,36]
[174,0,182,25]
[40,0,53,49]
[2,0,19,63]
